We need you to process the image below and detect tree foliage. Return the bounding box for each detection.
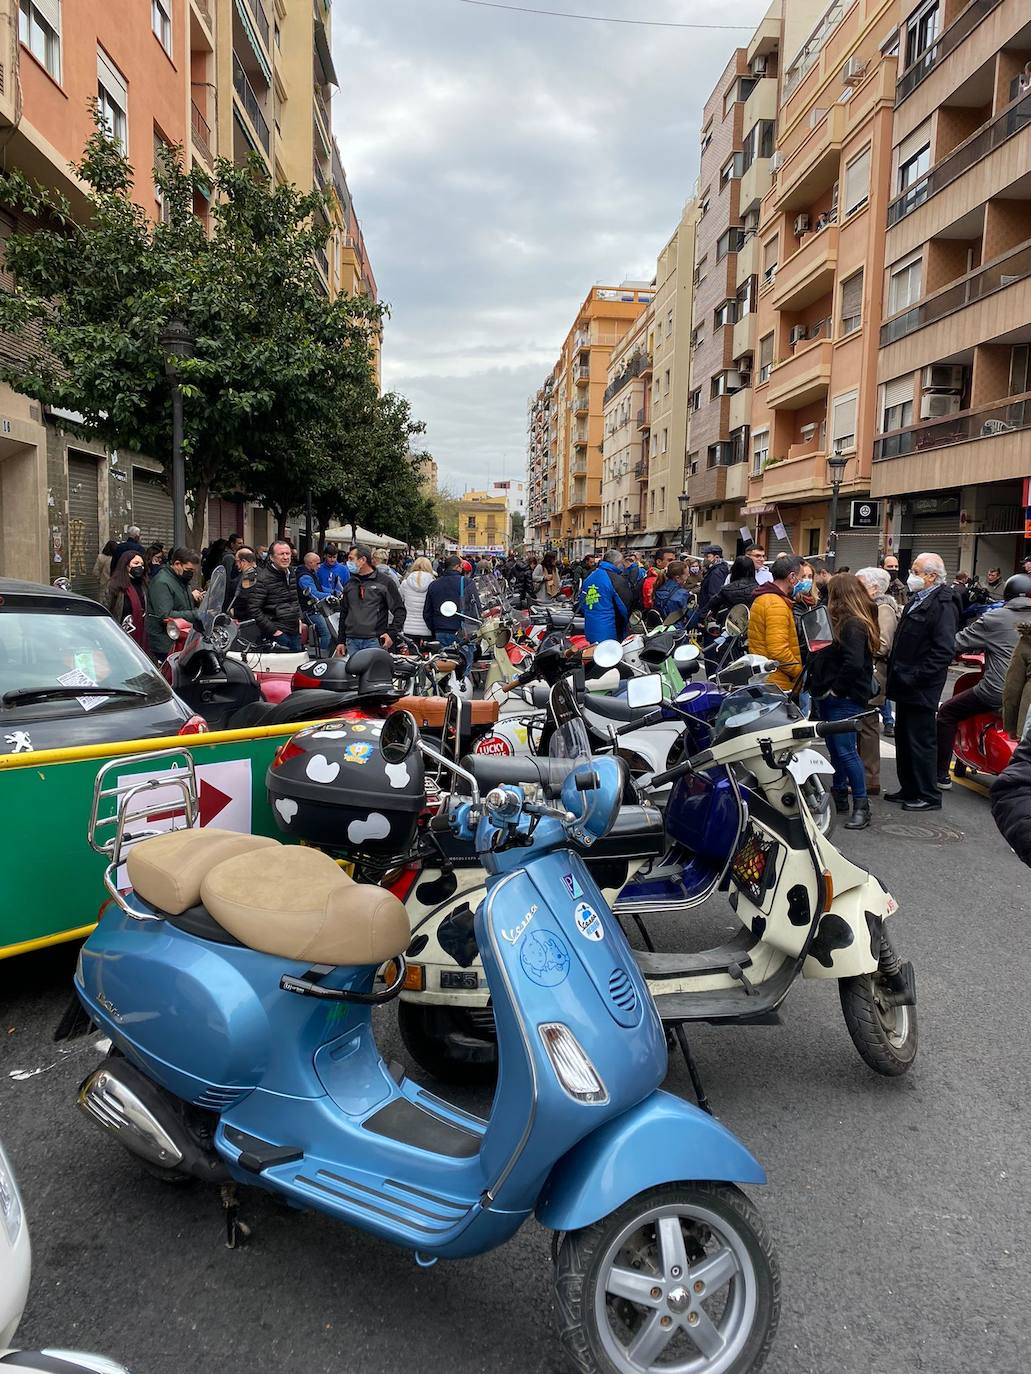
[0,113,426,546]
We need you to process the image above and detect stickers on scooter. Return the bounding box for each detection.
[561,873,583,900]
[519,929,570,986]
[573,901,604,942]
[475,735,513,757]
[312,661,328,676]
[342,743,373,765]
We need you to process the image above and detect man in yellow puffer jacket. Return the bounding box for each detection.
[747,554,804,693]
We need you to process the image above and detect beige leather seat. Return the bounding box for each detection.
[127,828,278,916]
[200,844,411,967]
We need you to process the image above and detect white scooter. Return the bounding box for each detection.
[0,1137,129,1372]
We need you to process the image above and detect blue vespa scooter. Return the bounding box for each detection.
[68,688,779,1374]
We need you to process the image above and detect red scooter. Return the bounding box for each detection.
[950,652,1018,780]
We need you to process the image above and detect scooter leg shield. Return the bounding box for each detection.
[535,1089,765,1234]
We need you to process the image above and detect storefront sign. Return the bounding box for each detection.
[850,500,880,529]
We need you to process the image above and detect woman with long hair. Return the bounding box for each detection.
[652,560,692,626]
[106,551,150,654]
[705,554,758,621]
[93,539,118,596]
[532,551,560,604]
[400,556,434,645]
[807,572,879,830]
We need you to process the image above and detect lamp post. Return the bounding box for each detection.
[591,520,600,555]
[826,451,849,571]
[159,319,195,550]
[678,491,690,553]
[622,510,632,552]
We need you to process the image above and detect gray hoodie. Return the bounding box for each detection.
[954,595,1031,705]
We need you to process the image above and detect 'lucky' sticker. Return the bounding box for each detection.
[574,901,604,942]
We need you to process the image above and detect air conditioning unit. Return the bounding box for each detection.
[842,55,867,86]
[724,369,744,391]
[922,364,964,393]
[789,325,807,345]
[770,151,784,172]
[751,55,768,77]
[793,213,811,236]
[920,392,961,420]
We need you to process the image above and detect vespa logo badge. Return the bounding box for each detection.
[96,992,123,1022]
[501,903,538,945]
[574,901,604,942]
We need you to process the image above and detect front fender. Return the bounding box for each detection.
[535,1089,766,1233]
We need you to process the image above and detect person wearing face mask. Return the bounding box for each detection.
[106,551,151,654]
[884,552,960,810]
[145,547,203,661]
[880,554,908,610]
[747,554,804,693]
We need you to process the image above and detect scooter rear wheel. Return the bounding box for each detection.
[838,974,918,1075]
[554,1182,779,1374]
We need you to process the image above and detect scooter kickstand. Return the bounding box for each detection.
[220,1182,252,1250]
[669,1023,713,1117]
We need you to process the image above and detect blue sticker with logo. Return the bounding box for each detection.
[343,742,374,765]
[562,872,584,900]
[519,929,571,986]
[574,901,605,942]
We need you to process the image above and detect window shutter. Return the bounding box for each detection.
[844,147,871,213]
[832,393,858,442]
[763,236,779,272]
[897,120,931,171]
[35,0,61,29]
[882,374,914,410]
[97,48,127,104]
[759,334,774,368]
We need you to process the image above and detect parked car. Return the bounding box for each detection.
[0,578,204,754]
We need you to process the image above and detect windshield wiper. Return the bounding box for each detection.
[2,686,147,706]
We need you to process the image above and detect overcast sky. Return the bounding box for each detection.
[333,0,769,494]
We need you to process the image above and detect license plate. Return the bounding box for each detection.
[440,970,478,990]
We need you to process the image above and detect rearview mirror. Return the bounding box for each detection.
[592,639,624,670]
[121,615,135,633]
[625,675,663,708]
[380,709,418,764]
[439,600,458,618]
[673,643,701,667]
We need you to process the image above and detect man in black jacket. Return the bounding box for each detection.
[333,545,405,656]
[992,736,1031,866]
[885,552,960,811]
[250,540,302,649]
[697,545,730,612]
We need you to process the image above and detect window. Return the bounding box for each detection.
[19,0,61,81]
[716,227,742,262]
[700,121,713,154]
[720,153,742,188]
[844,147,871,216]
[736,275,756,319]
[664,369,671,394]
[762,236,779,283]
[691,326,703,350]
[758,333,774,383]
[153,130,173,223]
[898,143,930,193]
[659,486,665,511]
[699,194,710,219]
[714,300,736,329]
[752,429,769,476]
[662,429,668,453]
[881,374,914,433]
[840,270,863,335]
[904,0,940,69]
[689,387,701,413]
[832,391,858,454]
[666,308,673,337]
[274,21,281,48]
[693,254,708,287]
[888,252,923,313]
[97,49,128,153]
[688,451,699,476]
[151,0,171,54]
[723,85,736,118]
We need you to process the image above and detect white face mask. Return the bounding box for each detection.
[907,572,926,593]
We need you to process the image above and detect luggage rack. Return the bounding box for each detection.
[88,749,200,916]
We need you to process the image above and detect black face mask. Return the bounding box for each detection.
[129,566,145,581]
[178,567,193,584]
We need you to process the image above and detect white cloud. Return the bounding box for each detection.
[332,0,767,492]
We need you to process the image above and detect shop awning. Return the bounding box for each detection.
[741,503,775,517]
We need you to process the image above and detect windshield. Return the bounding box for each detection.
[471,574,512,618]
[0,608,170,716]
[714,685,798,738]
[547,676,590,762]
[180,565,226,667]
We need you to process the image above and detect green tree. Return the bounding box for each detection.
[0,114,383,546]
[509,512,525,547]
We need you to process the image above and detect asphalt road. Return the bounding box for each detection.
[3,760,1030,1374]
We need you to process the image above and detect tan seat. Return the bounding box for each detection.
[200,845,411,967]
[127,828,278,916]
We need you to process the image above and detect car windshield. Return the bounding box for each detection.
[0,608,170,715]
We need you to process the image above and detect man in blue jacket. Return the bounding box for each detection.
[317,544,349,596]
[578,549,632,644]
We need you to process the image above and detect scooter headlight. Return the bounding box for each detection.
[0,1145,24,1244]
[538,1023,608,1104]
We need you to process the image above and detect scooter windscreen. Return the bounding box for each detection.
[713,684,801,742]
[179,564,231,669]
[547,675,623,843]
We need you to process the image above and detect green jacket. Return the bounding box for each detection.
[146,564,198,657]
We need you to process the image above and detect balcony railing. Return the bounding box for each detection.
[603,350,650,404]
[787,316,833,354]
[575,365,590,383]
[881,237,1031,346]
[887,89,1031,228]
[313,160,327,191]
[191,101,212,162]
[896,0,1004,104]
[783,0,847,98]
[244,0,271,48]
[233,54,271,153]
[634,459,648,480]
[873,389,1031,460]
[636,408,649,431]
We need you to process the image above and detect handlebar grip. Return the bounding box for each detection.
[650,760,691,787]
[816,717,861,737]
[428,811,452,832]
[615,710,664,736]
[574,770,600,792]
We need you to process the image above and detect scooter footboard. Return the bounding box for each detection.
[535,1090,765,1233]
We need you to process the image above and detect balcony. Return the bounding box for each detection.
[758,449,836,501]
[887,89,1031,229]
[243,0,270,49]
[232,53,270,154]
[191,101,212,163]
[575,365,590,385]
[874,389,1031,461]
[636,407,649,431]
[896,0,1004,104]
[771,221,838,312]
[767,337,833,410]
[573,394,589,416]
[774,104,845,214]
[634,458,649,481]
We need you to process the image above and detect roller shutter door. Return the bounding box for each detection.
[208,496,244,542]
[905,516,961,578]
[67,454,101,600]
[766,528,794,559]
[833,530,880,572]
[132,468,174,550]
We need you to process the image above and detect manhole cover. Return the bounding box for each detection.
[878,821,965,843]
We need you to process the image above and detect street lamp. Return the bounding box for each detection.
[159,318,195,549]
[622,510,632,551]
[591,520,600,555]
[825,451,850,571]
[678,491,690,553]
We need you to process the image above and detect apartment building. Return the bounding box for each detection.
[600,307,653,546]
[744,0,900,571]
[526,373,554,551]
[872,0,1031,576]
[529,284,652,558]
[458,489,509,556]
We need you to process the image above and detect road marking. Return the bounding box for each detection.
[951,770,990,798]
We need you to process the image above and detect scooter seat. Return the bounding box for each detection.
[201,843,410,966]
[127,828,278,916]
[582,694,637,723]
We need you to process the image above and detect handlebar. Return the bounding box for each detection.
[789,716,864,740]
[614,709,665,736]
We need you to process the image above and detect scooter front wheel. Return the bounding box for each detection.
[838,974,918,1075]
[554,1182,779,1374]
[396,1000,498,1086]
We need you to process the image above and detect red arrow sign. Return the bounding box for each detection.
[199,776,232,827]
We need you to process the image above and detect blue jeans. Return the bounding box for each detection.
[306,613,332,656]
[346,637,381,654]
[437,630,473,675]
[275,631,302,652]
[881,698,894,726]
[817,695,867,800]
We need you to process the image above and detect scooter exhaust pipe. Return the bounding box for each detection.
[78,1060,185,1171]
